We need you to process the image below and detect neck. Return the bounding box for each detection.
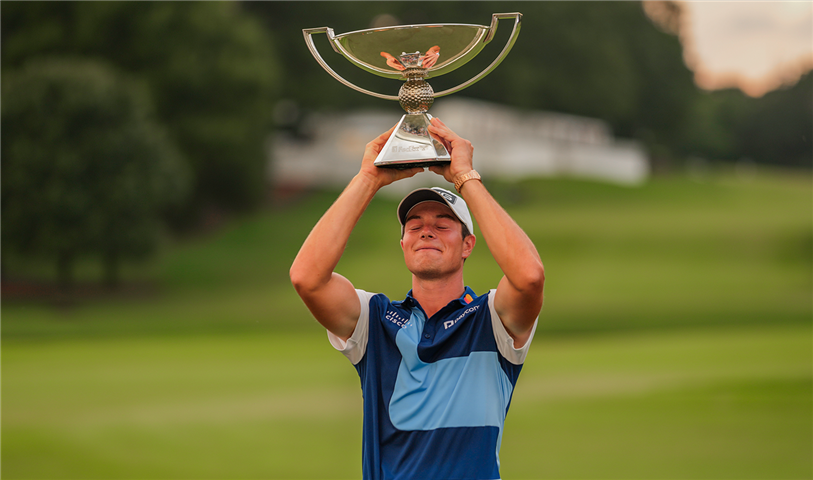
[410,271,466,318]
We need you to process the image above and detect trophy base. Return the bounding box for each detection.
[374,113,451,168]
[383,159,452,170]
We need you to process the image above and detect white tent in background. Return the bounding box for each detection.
[269,97,649,198]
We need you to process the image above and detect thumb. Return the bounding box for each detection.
[428,164,450,178]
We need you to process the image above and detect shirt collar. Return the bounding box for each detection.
[402,286,477,309]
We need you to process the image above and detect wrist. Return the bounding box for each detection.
[355,170,386,193]
[453,169,481,193]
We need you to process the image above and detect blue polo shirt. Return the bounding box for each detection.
[328,287,537,480]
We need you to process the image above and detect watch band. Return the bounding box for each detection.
[453,170,481,193]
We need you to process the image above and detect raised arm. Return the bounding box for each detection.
[428,118,544,347]
[290,125,423,340]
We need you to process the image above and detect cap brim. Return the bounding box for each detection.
[397,187,474,236]
[397,189,451,227]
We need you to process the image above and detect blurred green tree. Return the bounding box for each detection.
[2,2,281,224]
[2,59,190,288]
[736,71,812,167]
[678,72,812,167]
[679,88,746,162]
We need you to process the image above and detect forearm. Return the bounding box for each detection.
[290,172,381,292]
[459,179,544,291]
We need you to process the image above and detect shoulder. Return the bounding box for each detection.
[356,290,416,331]
[359,290,397,316]
[327,289,386,364]
[487,288,537,365]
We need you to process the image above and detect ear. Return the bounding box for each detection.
[462,234,476,259]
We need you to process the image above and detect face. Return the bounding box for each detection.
[400,202,475,280]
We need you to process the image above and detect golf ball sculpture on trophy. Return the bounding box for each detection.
[303,12,522,167]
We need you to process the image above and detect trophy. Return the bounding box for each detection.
[303,12,522,167]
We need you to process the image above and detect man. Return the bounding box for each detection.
[290,118,544,480]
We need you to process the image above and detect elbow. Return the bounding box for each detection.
[520,262,545,296]
[290,261,330,298]
[289,263,312,295]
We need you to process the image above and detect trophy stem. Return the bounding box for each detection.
[399,68,434,114]
[373,52,450,168]
[373,113,450,168]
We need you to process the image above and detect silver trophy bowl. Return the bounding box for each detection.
[304,12,522,167]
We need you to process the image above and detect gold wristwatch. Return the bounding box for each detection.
[453,170,481,193]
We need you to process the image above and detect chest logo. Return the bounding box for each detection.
[443,305,479,329]
[385,310,410,328]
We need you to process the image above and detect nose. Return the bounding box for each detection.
[420,227,435,239]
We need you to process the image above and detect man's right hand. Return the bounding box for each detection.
[358,124,424,189]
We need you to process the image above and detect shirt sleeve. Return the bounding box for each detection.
[326,289,375,365]
[488,288,538,365]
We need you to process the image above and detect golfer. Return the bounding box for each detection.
[290,118,544,480]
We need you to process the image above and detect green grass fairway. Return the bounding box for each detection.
[2,168,811,478]
[2,324,810,479]
[4,169,810,338]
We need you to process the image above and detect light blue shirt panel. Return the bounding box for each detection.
[389,308,515,431]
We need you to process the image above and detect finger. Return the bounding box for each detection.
[429,117,460,140]
[429,116,450,131]
[428,119,453,143]
[396,167,425,180]
[381,123,398,140]
[363,124,400,164]
[370,124,397,149]
[428,121,452,150]
[433,132,452,153]
[428,117,444,133]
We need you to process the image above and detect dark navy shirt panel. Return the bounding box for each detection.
[353,288,526,480]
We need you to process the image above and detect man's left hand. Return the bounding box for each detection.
[427,117,475,184]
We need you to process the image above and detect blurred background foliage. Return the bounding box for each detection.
[3,1,280,221]
[2,1,810,283]
[2,58,189,288]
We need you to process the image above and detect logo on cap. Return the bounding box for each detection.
[437,190,456,204]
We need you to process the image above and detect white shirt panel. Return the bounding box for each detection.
[488,288,537,365]
[327,289,374,365]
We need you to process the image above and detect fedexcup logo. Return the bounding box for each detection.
[393,145,430,153]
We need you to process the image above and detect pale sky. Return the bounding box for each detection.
[678,1,813,96]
